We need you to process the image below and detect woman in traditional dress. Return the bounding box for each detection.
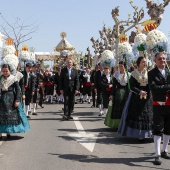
[118,56,153,141]
[104,61,130,129]
[0,64,29,139]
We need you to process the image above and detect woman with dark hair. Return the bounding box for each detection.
[0,64,21,138]
[104,61,130,129]
[118,56,153,141]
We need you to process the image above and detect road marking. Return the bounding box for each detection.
[68,117,99,152]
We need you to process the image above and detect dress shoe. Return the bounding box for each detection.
[88,102,91,104]
[27,116,31,119]
[161,151,170,159]
[154,156,162,165]
[68,116,73,119]
[63,115,68,120]
[32,112,38,115]
[38,104,44,108]
[138,138,144,143]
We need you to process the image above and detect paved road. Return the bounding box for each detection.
[0,101,169,170]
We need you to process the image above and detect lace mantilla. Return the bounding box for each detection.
[131,69,148,86]
[0,75,17,91]
[15,71,23,81]
[114,71,130,86]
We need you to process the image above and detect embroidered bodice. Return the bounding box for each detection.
[113,71,130,86]
[131,69,148,86]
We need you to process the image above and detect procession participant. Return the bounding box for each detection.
[148,52,170,165]
[90,65,99,108]
[79,69,86,103]
[105,61,129,128]
[37,81,44,108]
[53,68,64,103]
[2,55,30,135]
[94,62,104,115]
[118,57,153,141]
[59,58,79,120]
[82,67,91,104]
[43,68,54,104]
[23,62,35,119]
[0,64,26,138]
[100,64,113,116]
[31,62,40,115]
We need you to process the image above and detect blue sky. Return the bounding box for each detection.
[1,0,170,56]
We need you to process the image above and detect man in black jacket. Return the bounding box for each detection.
[59,59,79,120]
[90,65,99,107]
[23,62,36,119]
[94,63,104,115]
[31,62,40,115]
[148,52,170,165]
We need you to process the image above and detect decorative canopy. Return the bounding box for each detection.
[35,52,60,61]
[54,32,75,51]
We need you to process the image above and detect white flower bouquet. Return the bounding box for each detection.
[146,30,168,50]
[3,54,19,70]
[118,42,132,56]
[100,50,114,62]
[20,51,30,61]
[134,33,147,51]
[30,52,36,61]
[2,45,16,57]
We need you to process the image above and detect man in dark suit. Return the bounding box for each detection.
[53,68,60,102]
[90,65,99,108]
[94,63,104,115]
[148,52,170,165]
[23,62,36,119]
[31,62,40,115]
[59,59,79,120]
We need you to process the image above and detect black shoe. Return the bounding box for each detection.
[88,102,91,104]
[75,102,77,104]
[161,151,170,159]
[68,116,73,119]
[38,104,44,108]
[138,138,144,143]
[154,156,162,165]
[7,134,11,138]
[32,112,38,115]
[62,108,64,111]
[63,115,68,120]
[27,116,31,119]
[91,105,95,108]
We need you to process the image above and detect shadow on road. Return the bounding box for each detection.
[48,153,168,170]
